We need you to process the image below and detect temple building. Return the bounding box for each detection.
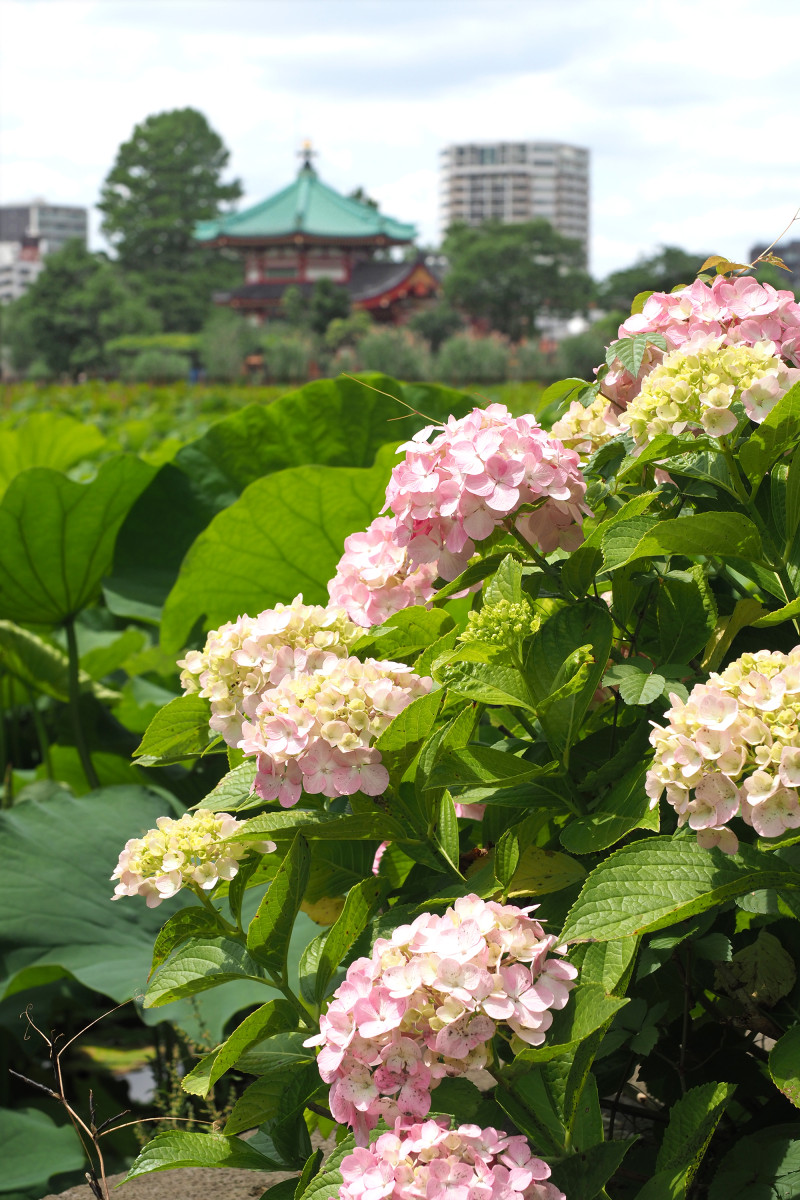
[195,147,441,323]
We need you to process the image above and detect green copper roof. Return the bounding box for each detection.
[195,164,416,244]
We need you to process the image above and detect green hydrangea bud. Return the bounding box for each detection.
[460,599,538,652]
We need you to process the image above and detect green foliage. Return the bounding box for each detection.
[124,348,191,382]
[598,245,709,311]
[407,302,465,353]
[357,327,432,379]
[443,219,593,339]
[4,240,160,376]
[436,333,510,384]
[98,107,242,330]
[9,313,800,1199]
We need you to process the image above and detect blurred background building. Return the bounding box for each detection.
[439,141,590,258]
[0,199,88,303]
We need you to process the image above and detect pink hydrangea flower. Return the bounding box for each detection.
[383,404,589,581]
[603,274,800,409]
[329,515,440,627]
[647,648,800,852]
[339,1118,566,1200]
[177,596,361,747]
[111,810,275,908]
[240,656,432,806]
[304,894,577,1139]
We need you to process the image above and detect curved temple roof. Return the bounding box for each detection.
[195,163,416,245]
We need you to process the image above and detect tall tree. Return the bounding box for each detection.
[442,220,593,340]
[5,240,159,377]
[98,108,242,331]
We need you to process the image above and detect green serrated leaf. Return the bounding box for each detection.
[618,669,666,706]
[125,1130,278,1178]
[427,744,542,792]
[561,836,800,943]
[550,1137,637,1200]
[738,382,800,488]
[770,1026,800,1109]
[312,876,385,1005]
[352,606,454,661]
[606,332,668,377]
[561,766,657,855]
[198,760,258,810]
[181,998,296,1097]
[247,833,311,979]
[656,1081,736,1189]
[144,937,267,1008]
[149,908,222,976]
[602,512,762,573]
[134,693,219,766]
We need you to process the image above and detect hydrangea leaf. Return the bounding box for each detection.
[133,692,220,766]
[738,381,800,488]
[656,567,718,662]
[561,837,800,943]
[707,1123,800,1200]
[560,766,657,855]
[125,1130,279,1178]
[770,1026,800,1109]
[550,1137,637,1200]
[0,457,154,625]
[307,876,386,1006]
[247,833,311,978]
[181,997,296,1096]
[655,1081,737,1188]
[160,457,393,654]
[602,512,762,573]
[224,1059,322,1137]
[351,605,454,661]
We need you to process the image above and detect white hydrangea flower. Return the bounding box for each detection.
[111,810,275,907]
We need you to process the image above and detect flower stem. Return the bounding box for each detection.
[65,617,99,790]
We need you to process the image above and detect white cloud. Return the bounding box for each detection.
[0,0,798,277]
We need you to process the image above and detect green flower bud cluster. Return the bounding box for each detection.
[460,599,538,652]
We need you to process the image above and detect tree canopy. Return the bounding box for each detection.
[442,220,593,340]
[598,245,708,311]
[98,108,242,331]
[5,240,159,377]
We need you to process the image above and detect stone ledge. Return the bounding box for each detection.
[43,1166,292,1200]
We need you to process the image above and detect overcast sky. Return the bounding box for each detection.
[1,0,798,278]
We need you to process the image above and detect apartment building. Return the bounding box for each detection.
[0,199,88,255]
[440,141,589,260]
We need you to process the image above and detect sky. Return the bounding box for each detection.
[1,0,798,279]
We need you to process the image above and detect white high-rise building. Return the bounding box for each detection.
[439,141,590,261]
[0,199,88,255]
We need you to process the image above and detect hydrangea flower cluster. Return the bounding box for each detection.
[328,516,439,627]
[647,648,800,853]
[460,598,537,655]
[240,655,432,807]
[383,404,589,581]
[178,595,361,747]
[550,393,621,459]
[619,337,800,447]
[305,894,577,1139]
[605,274,800,409]
[111,811,275,907]
[340,1118,565,1200]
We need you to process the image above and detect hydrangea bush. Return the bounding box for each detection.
[88,259,800,1198]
